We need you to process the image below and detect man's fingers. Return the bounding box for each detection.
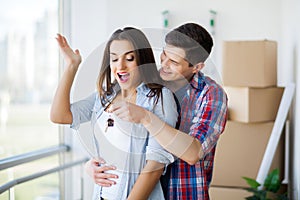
[95,179,116,187]
[95,165,117,173]
[110,102,130,117]
[95,157,106,164]
[94,171,118,179]
[93,167,118,187]
[108,102,123,113]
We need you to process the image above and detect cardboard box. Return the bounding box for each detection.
[209,186,288,200]
[209,187,251,200]
[211,121,284,188]
[225,86,284,123]
[222,40,277,87]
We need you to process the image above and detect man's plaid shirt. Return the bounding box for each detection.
[168,72,228,200]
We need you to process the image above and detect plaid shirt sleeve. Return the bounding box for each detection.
[189,85,228,156]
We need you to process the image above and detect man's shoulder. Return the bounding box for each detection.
[193,72,225,93]
[188,74,227,108]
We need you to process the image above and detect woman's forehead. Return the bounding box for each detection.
[110,40,135,55]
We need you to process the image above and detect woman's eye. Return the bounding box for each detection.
[126,55,134,61]
[111,58,118,62]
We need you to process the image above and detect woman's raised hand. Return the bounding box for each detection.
[50,34,82,124]
[56,33,82,69]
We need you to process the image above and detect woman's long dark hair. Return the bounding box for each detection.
[97,27,164,106]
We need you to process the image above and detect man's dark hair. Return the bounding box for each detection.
[165,23,213,65]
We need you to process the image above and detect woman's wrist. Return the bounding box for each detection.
[65,63,79,74]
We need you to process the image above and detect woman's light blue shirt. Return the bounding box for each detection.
[70,83,178,200]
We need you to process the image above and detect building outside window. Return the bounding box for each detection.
[0,1,60,199]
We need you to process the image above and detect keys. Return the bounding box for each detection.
[107,118,114,127]
[104,115,114,133]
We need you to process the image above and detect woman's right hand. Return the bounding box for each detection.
[56,33,82,69]
[84,158,119,187]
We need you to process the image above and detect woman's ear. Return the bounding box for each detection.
[192,63,205,73]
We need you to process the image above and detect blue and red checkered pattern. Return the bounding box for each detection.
[168,72,228,200]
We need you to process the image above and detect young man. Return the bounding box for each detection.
[85,23,228,199]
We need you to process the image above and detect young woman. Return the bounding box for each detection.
[50,27,178,199]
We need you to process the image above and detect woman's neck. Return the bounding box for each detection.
[120,88,137,99]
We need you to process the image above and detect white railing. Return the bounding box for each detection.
[0,145,88,196]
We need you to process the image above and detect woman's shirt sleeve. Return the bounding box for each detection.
[70,92,97,130]
[146,87,178,166]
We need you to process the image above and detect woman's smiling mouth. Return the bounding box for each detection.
[117,72,130,83]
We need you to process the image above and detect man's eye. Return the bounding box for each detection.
[171,60,179,65]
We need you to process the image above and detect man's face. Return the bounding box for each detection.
[159,44,195,83]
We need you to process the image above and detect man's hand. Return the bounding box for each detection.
[110,101,148,124]
[85,158,118,187]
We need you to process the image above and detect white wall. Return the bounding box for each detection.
[68,0,299,199]
[280,0,300,199]
[104,0,283,78]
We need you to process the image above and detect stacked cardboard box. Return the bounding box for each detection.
[209,40,285,199]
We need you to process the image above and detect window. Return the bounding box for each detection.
[0,0,60,199]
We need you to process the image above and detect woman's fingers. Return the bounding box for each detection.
[61,35,69,48]
[55,34,64,47]
[74,49,80,55]
[55,33,82,66]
